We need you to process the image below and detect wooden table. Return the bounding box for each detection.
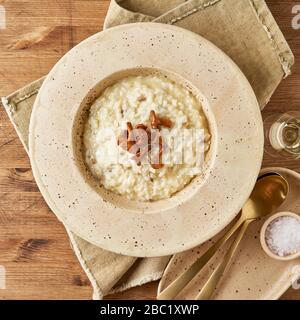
[0,0,299,300]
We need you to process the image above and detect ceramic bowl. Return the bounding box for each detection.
[260,211,300,261]
[29,23,264,257]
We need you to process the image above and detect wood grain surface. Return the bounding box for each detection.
[0,0,300,300]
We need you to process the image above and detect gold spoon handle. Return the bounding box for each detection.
[157,214,244,300]
[196,220,252,300]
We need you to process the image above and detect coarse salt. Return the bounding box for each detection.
[265,216,300,257]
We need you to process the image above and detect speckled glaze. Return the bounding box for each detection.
[29,23,263,257]
[158,168,300,299]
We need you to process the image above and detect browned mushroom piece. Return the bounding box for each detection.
[137,95,147,102]
[135,124,147,130]
[117,130,129,151]
[150,110,159,129]
[149,128,160,146]
[117,129,128,142]
[150,149,163,168]
[117,124,135,152]
[127,122,133,132]
[151,162,164,169]
[134,124,149,146]
[150,134,164,169]
[127,122,134,140]
[127,141,137,154]
[117,111,172,169]
[132,146,149,165]
[132,158,142,166]
[158,117,173,128]
[146,127,152,142]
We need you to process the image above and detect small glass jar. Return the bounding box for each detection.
[264,111,300,159]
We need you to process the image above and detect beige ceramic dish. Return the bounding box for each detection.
[158,167,300,299]
[260,211,300,261]
[29,23,263,257]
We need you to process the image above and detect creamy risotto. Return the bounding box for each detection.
[83,74,211,201]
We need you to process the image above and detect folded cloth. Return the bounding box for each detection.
[1,0,294,299]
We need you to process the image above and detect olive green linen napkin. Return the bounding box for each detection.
[1,0,294,299]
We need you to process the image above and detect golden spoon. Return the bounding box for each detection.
[157,173,289,300]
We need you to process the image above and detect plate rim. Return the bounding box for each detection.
[29,22,264,257]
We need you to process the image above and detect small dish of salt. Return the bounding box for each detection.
[260,212,300,261]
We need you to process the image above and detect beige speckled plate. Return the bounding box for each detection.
[29,23,263,257]
[158,167,300,299]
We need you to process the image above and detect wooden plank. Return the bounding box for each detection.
[0,0,299,300]
[0,169,38,192]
